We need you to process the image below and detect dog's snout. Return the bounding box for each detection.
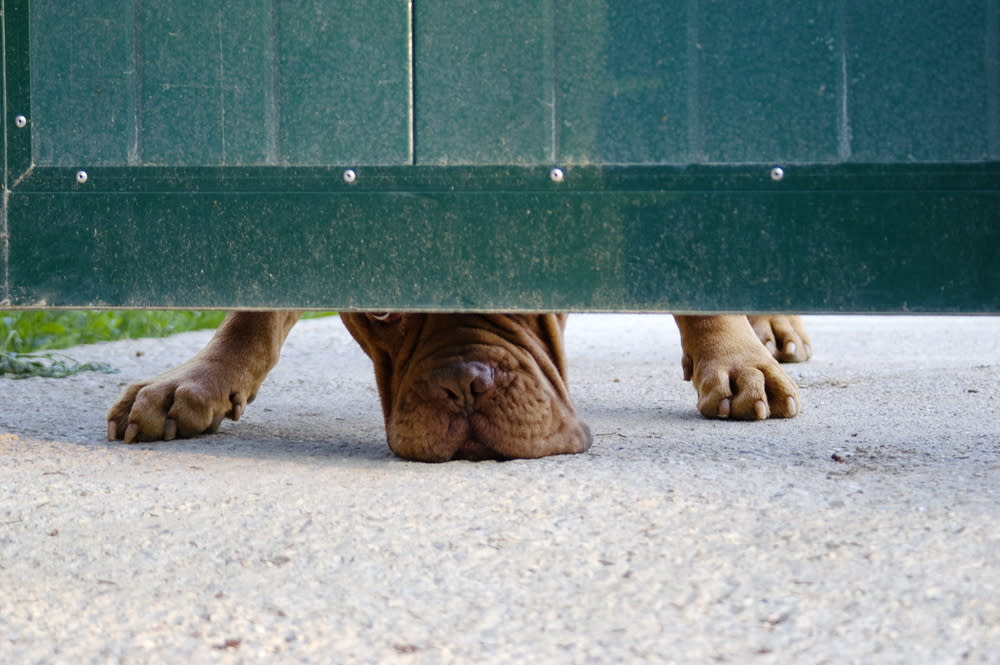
[430,361,495,411]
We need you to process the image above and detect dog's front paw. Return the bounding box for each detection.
[676,315,800,420]
[106,311,299,444]
[107,360,253,443]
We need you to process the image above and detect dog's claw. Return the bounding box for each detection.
[787,396,798,417]
[718,398,731,418]
[754,400,768,420]
[124,423,140,444]
[208,412,226,433]
[163,419,177,441]
[107,421,117,441]
[231,402,244,422]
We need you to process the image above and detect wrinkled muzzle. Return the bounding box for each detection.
[341,313,593,462]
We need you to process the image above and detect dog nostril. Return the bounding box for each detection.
[432,362,494,408]
[469,374,491,396]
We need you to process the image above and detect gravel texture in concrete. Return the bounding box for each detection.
[1,314,998,664]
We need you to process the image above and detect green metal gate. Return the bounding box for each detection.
[2,0,998,311]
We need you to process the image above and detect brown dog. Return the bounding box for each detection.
[107,313,810,461]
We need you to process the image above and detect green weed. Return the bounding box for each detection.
[1,310,227,378]
[1,310,228,354]
[1,310,335,378]
[0,351,118,379]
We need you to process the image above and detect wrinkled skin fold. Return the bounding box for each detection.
[107,312,810,462]
[340,313,592,461]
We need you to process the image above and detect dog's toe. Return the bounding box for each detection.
[749,315,813,363]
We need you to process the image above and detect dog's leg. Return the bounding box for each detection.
[674,314,800,420]
[107,311,301,443]
[747,315,812,363]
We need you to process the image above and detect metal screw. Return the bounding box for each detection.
[75,170,88,184]
[550,167,565,183]
[342,169,357,184]
[14,115,27,128]
[770,166,785,182]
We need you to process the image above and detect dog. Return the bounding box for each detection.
[107,313,810,461]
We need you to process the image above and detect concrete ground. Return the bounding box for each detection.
[1,314,998,665]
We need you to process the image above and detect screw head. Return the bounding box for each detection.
[549,167,565,183]
[75,170,88,184]
[342,169,357,184]
[14,115,27,128]
[770,166,785,182]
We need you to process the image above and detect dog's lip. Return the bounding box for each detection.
[452,438,507,462]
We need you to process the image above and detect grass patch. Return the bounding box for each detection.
[1,310,229,354]
[1,310,336,377]
[0,310,295,378]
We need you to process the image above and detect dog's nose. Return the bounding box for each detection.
[430,361,495,411]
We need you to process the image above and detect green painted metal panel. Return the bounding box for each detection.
[6,165,999,312]
[697,0,843,163]
[4,0,999,312]
[557,0,691,164]
[30,0,136,166]
[848,0,997,162]
[28,0,411,167]
[414,0,554,164]
[557,0,1000,165]
[139,0,276,165]
[3,0,32,179]
[276,0,411,165]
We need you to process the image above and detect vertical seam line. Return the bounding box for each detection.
[408,0,415,165]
